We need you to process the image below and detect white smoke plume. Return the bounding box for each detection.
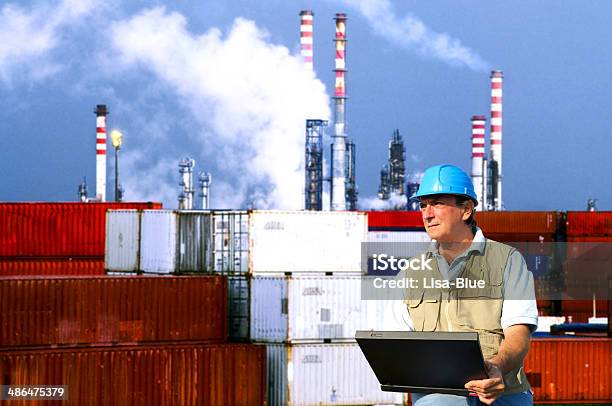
[110,7,330,209]
[359,192,408,211]
[339,0,489,71]
[0,0,95,85]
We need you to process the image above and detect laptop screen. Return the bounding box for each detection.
[356,331,488,395]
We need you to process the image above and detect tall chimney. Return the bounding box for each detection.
[331,12,347,211]
[199,172,212,210]
[178,158,195,210]
[490,70,503,210]
[471,115,486,209]
[299,10,314,72]
[94,105,108,201]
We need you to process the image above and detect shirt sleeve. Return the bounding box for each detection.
[502,250,539,332]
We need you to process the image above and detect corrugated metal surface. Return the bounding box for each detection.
[367,231,430,243]
[265,342,402,406]
[566,211,612,236]
[177,211,212,272]
[0,276,227,348]
[0,343,266,406]
[250,275,376,342]
[366,211,424,230]
[567,236,612,260]
[140,210,177,273]
[0,202,161,258]
[105,210,141,272]
[229,274,250,340]
[213,211,249,273]
[249,211,367,273]
[476,211,562,234]
[525,338,612,403]
[0,258,104,276]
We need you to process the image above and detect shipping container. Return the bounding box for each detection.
[525,338,612,403]
[475,211,562,235]
[566,235,612,260]
[566,211,612,236]
[483,234,556,256]
[229,274,250,340]
[105,210,141,272]
[560,299,609,322]
[0,275,227,348]
[265,342,402,406]
[250,275,378,342]
[0,343,266,406]
[140,210,178,273]
[176,211,212,272]
[213,211,249,273]
[0,202,161,258]
[249,211,367,274]
[0,258,104,276]
[366,211,424,230]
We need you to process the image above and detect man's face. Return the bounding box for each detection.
[419,195,470,242]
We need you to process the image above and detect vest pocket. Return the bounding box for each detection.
[406,291,440,332]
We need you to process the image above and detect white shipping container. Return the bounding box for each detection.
[105,210,140,272]
[265,342,402,406]
[251,275,380,342]
[249,211,367,273]
[140,210,178,273]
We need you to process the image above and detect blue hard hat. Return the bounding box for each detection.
[414,164,478,204]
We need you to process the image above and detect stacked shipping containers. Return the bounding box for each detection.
[105,210,403,405]
[1,203,266,405]
[564,212,611,322]
[0,202,161,276]
[248,211,402,406]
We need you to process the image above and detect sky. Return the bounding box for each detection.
[0,0,610,211]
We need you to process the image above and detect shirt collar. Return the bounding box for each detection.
[428,227,486,256]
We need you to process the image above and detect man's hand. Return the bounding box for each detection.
[464,361,505,405]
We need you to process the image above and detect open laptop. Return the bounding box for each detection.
[355,331,488,396]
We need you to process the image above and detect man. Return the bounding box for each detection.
[402,164,538,405]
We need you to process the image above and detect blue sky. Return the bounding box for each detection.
[1,0,610,210]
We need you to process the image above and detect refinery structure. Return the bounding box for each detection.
[84,10,506,213]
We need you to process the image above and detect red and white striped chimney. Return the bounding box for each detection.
[471,115,486,209]
[94,105,108,202]
[331,12,347,211]
[490,70,503,210]
[299,10,314,71]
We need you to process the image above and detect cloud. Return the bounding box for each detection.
[339,0,489,71]
[110,7,330,209]
[359,192,407,211]
[0,0,95,85]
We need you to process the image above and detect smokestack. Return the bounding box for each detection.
[94,105,108,201]
[331,12,347,211]
[198,172,212,210]
[178,158,195,210]
[490,70,503,210]
[299,10,314,72]
[471,115,486,209]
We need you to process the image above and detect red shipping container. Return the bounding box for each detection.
[0,275,227,348]
[476,211,562,235]
[567,235,612,260]
[367,211,424,230]
[567,211,612,236]
[0,202,162,258]
[0,342,266,406]
[483,233,556,256]
[525,338,612,403]
[0,258,105,276]
[560,300,609,322]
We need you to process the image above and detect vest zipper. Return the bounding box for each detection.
[445,289,453,332]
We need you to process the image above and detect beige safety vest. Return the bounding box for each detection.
[404,239,531,395]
